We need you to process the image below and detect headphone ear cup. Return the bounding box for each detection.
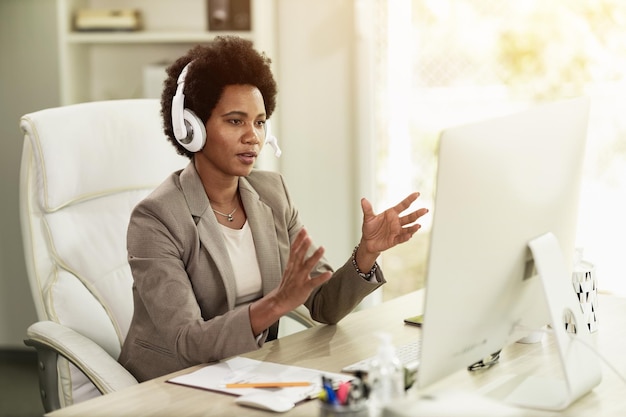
[177,109,206,153]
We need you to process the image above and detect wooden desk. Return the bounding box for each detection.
[47,291,626,417]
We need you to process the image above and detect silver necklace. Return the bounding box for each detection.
[212,207,237,222]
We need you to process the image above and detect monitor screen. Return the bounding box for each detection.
[416,98,592,403]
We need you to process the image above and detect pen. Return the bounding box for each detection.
[322,377,338,405]
[224,381,312,388]
[307,388,327,401]
[336,380,351,405]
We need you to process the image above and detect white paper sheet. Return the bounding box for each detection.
[167,357,353,404]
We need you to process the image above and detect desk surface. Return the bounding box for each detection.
[47,291,626,417]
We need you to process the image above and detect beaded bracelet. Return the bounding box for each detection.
[351,245,378,280]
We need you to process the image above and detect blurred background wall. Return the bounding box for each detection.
[0,0,60,348]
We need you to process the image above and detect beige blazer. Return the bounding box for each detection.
[119,163,384,381]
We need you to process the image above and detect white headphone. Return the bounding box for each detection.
[171,61,281,157]
[171,62,206,153]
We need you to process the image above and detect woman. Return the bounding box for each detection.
[118,36,429,382]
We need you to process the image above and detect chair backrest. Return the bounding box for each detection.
[19,99,188,405]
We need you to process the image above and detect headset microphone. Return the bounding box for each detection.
[264,119,282,157]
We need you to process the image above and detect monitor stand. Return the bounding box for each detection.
[482,232,602,410]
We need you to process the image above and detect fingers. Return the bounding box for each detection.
[400,207,429,226]
[363,192,422,219]
[302,245,326,275]
[393,192,420,214]
[361,197,375,219]
[387,223,422,246]
[276,228,330,311]
[400,223,421,238]
[309,271,332,287]
[286,228,325,283]
[289,228,323,265]
[289,228,311,262]
[392,193,428,229]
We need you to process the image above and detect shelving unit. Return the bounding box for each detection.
[56,0,275,105]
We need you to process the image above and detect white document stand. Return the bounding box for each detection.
[485,232,602,410]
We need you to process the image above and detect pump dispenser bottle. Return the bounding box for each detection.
[368,332,405,416]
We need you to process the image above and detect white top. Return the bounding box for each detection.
[219,221,263,305]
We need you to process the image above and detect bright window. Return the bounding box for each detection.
[366,0,626,300]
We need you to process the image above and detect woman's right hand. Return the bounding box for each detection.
[249,228,331,335]
[275,228,333,309]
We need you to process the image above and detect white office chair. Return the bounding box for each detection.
[19,99,188,411]
[19,99,316,412]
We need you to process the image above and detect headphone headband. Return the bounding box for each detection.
[171,63,192,142]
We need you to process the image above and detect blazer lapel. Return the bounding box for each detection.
[179,163,237,309]
[239,177,283,295]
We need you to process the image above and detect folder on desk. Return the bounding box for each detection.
[167,357,352,404]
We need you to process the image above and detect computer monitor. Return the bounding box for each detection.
[415,97,601,410]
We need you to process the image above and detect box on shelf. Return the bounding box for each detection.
[74,9,142,32]
[207,0,251,31]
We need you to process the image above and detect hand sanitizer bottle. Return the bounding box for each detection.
[368,332,405,416]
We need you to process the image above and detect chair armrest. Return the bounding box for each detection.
[25,320,137,409]
[286,305,318,328]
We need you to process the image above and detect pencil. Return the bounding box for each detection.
[224,381,312,388]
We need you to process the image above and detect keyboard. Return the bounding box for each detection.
[341,340,421,374]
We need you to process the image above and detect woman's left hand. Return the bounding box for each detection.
[360,192,428,255]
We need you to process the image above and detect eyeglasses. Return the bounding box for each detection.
[467,349,502,372]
